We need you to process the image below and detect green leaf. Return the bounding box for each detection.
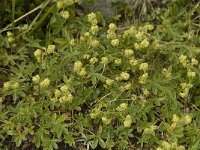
[99,138,106,149]
[91,138,98,149]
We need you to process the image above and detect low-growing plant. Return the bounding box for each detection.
[0,0,200,150]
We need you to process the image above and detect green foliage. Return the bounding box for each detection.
[0,0,200,149]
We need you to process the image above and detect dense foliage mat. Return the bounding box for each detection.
[0,0,200,149]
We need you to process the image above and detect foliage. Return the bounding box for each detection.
[0,0,200,149]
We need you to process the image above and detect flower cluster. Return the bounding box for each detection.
[34,49,42,62]
[52,84,73,103]
[46,45,55,54]
[116,72,130,81]
[3,81,19,91]
[134,27,150,49]
[143,125,157,135]
[102,116,111,125]
[40,78,50,88]
[156,141,185,150]
[123,115,132,127]
[116,103,128,112]
[73,61,87,76]
[179,83,193,98]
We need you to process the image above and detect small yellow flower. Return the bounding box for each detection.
[139,63,148,72]
[60,85,69,93]
[32,75,40,83]
[111,39,119,46]
[187,70,196,78]
[161,141,171,150]
[172,114,180,123]
[124,115,132,127]
[102,117,111,125]
[60,11,70,19]
[179,92,188,98]
[124,49,134,57]
[143,88,149,96]
[109,23,117,31]
[139,73,148,84]
[74,61,82,72]
[87,12,97,25]
[183,115,192,124]
[90,39,99,47]
[120,72,130,81]
[7,31,13,37]
[114,58,122,65]
[79,67,87,76]
[90,25,99,34]
[3,82,11,90]
[46,45,55,54]
[82,54,90,59]
[130,59,138,66]
[101,57,109,65]
[40,78,50,88]
[123,83,132,91]
[69,39,75,46]
[191,58,198,66]
[56,0,64,9]
[140,39,149,48]
[84,32,91,38]
[105,79,114,86]
[54,89,61,97]
[116,103,128,111]
[179,55,188,67]
[34,49,42,58]
[90,57,98,64]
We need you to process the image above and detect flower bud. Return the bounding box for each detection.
[183,115,192,125]
[40,78,50,88]
[102,117,111,125]
[60,11,70,19]
[46,45,55,54]
[111,39,119,46]
[124,49,134,57]
[105,79,114,86]
[34,49,42,58]
[124,115,132,127]
[32,75,40,83]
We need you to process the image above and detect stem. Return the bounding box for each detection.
[12,0,15,32]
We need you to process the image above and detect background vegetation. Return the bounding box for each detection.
[0,0,200,149]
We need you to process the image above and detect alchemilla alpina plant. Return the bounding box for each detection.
[0,0,200,149]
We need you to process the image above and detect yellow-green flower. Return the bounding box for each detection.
[116,103,128,111]
[40,78,50,88]
[46,45,55,54]
[120,72,130,81]
[60,11,70,19]
[124,115,132,127]
[101,57,109,65]
[139,63,148,72]
[114,58,122,65]
[182,115,192,124]
[111,39,119,46]
[191,58,198,65]
[105,78,114,86]
[56,0,64,9]
[90,57,98,64]
[124,49,134,57]
[102,116,111,125]
[60,85,69,93]
[74,61,82,72]
[32,75,40,83]
[79,67,87,76]
[54,89,61,97]
[34,49,42,58]
[3,81,11,90]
